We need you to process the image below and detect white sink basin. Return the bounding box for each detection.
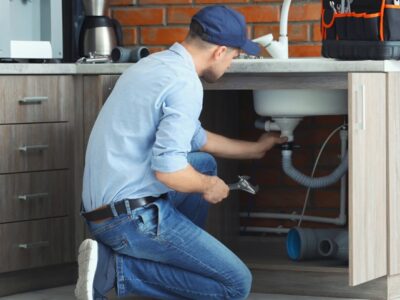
[253,89,347,117]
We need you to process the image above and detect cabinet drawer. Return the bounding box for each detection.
[0,217,74,273]
[0,123,70,173]
[0,76,73,124]
[0,170,70,223]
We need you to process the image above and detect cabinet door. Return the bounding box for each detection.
[387,73,400,276]
[348,73,387,286]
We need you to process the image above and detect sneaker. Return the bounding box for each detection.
[75,239,99,300]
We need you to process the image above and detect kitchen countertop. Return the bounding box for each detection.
[1,58,400,75]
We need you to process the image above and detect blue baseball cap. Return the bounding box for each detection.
[192,5,261,56]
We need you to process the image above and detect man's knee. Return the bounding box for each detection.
[221,263,252,300]
[187,152,217,176]
[232,266,252,299]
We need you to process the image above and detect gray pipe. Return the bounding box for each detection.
[318,230,348,262]
[286,227,343,260]
[282,150,348,189]
[111,46,150,63]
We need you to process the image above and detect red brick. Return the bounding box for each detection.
[289,44,321,57]
[254,24,279,40]
[235,5,280,23]
[113,8,164,26]
[315,152,343,169]
[240,218,298,229]
[109,0,135,5]
[254,23,309,42]
[250,187,309,209]
[311,189,341,208]
[289,3,322,22]
[257,148,282,167]
[196,0,249,3]
[253,167,283,186]
[295,127,341,147]
[140,0,191,4]
[288,23,310,42]
[122,28,137,45]
[141,27,188,45]
[315,115,347,128]
[167,7,201,24]
[313,22,322,42]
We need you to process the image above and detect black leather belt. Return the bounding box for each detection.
[82,194,167,222]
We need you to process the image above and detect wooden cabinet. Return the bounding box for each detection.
[0,76,76,296]
[348,73,387,286]
[202,72,399,299]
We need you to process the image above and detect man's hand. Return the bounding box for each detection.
[201,130,288,160]
[202,176,229,204]
[252,133,288,159]
[155,165,230,204]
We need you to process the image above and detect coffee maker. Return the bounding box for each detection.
[79,0,122,57]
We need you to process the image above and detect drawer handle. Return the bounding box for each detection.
[19,96,48,105]
[18,192,49,201]
[19,144,49,152]
[354,84,366,130]
[18,241,50,249]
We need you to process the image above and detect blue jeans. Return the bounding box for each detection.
[87,152,252,299]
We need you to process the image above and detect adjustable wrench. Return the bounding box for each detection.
[228,175,259,195]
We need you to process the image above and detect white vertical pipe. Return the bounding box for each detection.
[279,0,292,37]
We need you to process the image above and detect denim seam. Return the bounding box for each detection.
[116,255,125,296]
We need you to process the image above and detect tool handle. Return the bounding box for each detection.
[228,184,239,190]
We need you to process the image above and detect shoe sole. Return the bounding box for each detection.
[75,239,98,300]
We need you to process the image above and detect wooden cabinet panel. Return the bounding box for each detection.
[0,123,70,173]
[0,76,74,124]
[387,73,400,276]
[0,170,70,223]
[0,217,74,273]
[348,73,387,286]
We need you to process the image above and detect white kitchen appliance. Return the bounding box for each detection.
[0,0,63,60]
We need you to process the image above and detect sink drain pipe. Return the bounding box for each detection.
[255,117,348,189]
[282,149,348,189]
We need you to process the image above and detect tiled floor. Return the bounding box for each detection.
[0,285,366,300]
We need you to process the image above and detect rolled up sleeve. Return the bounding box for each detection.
[191,121,207,151]
[151,80,203,173]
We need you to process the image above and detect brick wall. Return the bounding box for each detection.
[109,0,322,56]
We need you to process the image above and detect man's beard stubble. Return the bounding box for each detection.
[201,69,221,83]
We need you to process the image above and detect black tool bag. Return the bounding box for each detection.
[321,0,400,59]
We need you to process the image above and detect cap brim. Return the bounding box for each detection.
[241,39,261,56]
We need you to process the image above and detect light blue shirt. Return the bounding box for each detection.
[82,43,207,211]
